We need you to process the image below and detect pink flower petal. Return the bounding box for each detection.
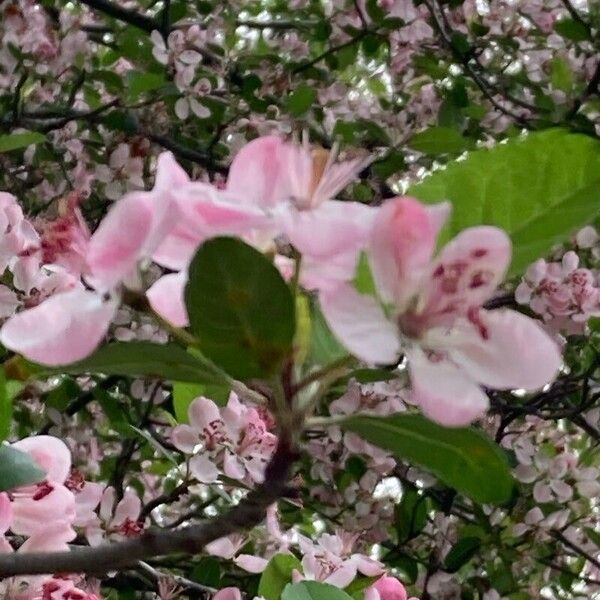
[12,436,71,483]
[0,288,117,365]
[86,192,155,291]
[369,197,450,308]
[226,135,291,208]
[420,226,511,326]
[213,588,243,600]
[189,453,219,483]
[146,271,189,327]
[188,397,222,431]
[320,285,400,364]
[443,309,562,390]
[408,348,489,426]
[18,521,76,553]
[371,576,408,600]
[171,424,199,453]
[11,484,76,536]
[280,201,376,258]
[0,493,12,534]
[154,151,190,191]
[113,490,141,524]
[235,554,269,573]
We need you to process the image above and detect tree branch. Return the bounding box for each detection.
[0,439,296,577]
[77,0,158,34]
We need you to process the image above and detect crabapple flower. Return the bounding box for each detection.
[213,588,243,600]
[171,394,277,484]
[8,435,76,536]
[0,152,188,365]
[321,197,561,425]
[515,251,600,331]
[295,531,384,588]
[85,487,144,545]
[365,576,412,600]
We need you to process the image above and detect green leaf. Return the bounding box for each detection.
[258,554,302,600]
[310,302,347,364]
[408,127,472,155]
[443,537,481,572]
[0,368,10,441]
[286,85,317,117]
[341,414,514,504]
[551,57,573,92]
[395,487,429,542]
[282,581,354,600]
[408,129,600,276]
[172,381,230,423]
[344,577,378,600]
[554,18,591,42]
[0,444,45,491]
[353,252,377,296]
[0,131,46,153]
[126,72,167,99]
[185,237,296,379]
[32,342,221,384]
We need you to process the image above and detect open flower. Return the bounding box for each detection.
[172,394,277,485]
[0,152,186,365]
[321,197,561,425]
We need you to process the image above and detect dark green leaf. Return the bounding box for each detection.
[409,129,600,276]
[126,72,167,98]
[0,131,46,153]
[551,57,573,92]
[395,487,429,542]
[191,557,221,587]
[444,537,482,572]
[185,237,296,379]
[408,127,472,155]
[258,554,302,600]
[286,85,317,116]
[282,581,354,600]
[0,444,45,491]
[0,368,10,441]
[554,18,591,42]
[342,415,514,504]
[32,342,221,384]
[310,303,347,364]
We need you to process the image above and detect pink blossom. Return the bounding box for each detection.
[172,394,277,484]
[365,576,411,600]
[8,436,76,536]
[213,588,242,600]
[321,197,561,425]
[296,531,384,588]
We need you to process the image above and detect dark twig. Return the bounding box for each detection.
[77,0,158,34]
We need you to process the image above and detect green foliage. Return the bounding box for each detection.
[554,19,591,42]
[185,237,296,379]
[282,581,354,600]
[309,303,347,365]
[33,342,221,384]
[286,85,317,116]
[0,131,46,153]
[408,126,473,155]
[342,414,514,504]
[0,444,45,491]
[258,554,302,600]
[395,487,430,543]
[409,129,600,276]
[444,537,482,572]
